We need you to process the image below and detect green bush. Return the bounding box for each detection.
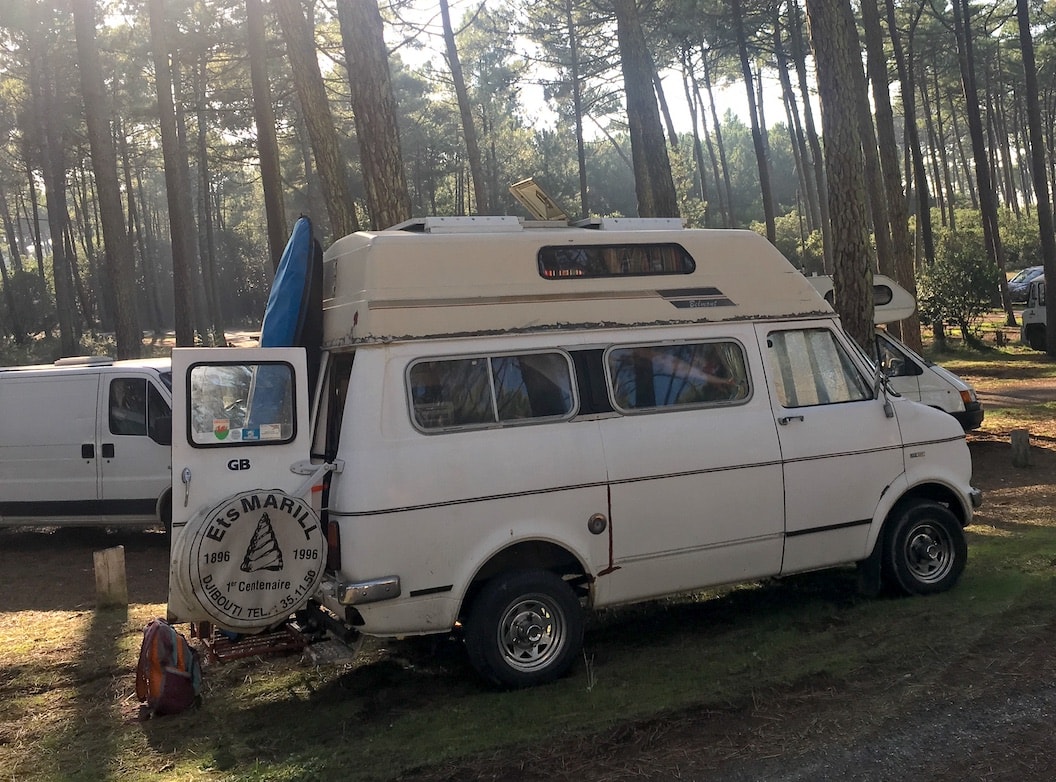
[917,232,1002,345]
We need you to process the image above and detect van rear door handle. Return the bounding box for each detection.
[778,415,805,425]
[101,443,115,458]
[81,443,95,459]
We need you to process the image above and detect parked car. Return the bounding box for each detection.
[1008,266,1044,303]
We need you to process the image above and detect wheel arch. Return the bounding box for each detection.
[887,481,970,528]
[458,539,591,623]
[156,487,173,533]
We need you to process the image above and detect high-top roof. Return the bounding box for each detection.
[321,217,833,347]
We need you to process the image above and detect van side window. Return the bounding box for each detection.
[538,243,695,278]
[187,362,296,446]
[767,329,871,407]
[109,378,148,436]
[146,383,172,444]
[607,341,749,411]
[409,352,575,430]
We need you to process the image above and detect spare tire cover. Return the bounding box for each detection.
[175,488,326,631]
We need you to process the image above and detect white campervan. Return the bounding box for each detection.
[0,356,173,528]
[808,275,983,430]
[166,217,981,688]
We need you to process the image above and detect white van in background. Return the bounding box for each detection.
[166,216,981,688]
[808,275,983,431]
[0,356,174,529]
[1021,276,1046,350]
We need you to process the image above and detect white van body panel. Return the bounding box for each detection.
[0,359,172,527]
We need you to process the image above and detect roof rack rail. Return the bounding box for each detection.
[53,355,113,366]
[389,216,524,234]
[572,217,684,230]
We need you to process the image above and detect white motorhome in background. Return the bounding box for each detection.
[166,217,981,688]
[1021,277,1046,350]
[808,275,983,431]
[0,356,173,529]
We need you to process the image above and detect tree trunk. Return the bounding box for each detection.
[918,74,948,228]
[336,0,411,230]
[730,0,774,241]
[193,52,227,346]
[788,0,829,269]
[930,72,955,228]
[947,100,977,210]
[860,0,920,351]
[803,0,874,349]
[951,0,1015,326]
[72,0,142,358]
[1016,0,1056,357]
[274,0,360,241]
[680,48,709,217]
[148,0,198,346]
[246,0,287,271]
[885,0,936,271]
[612,0,678,218]
[700,49,734,227]
[566,0,589,218]
[774,6,819,234]
[438,0,490,215]
[27,42,78,355]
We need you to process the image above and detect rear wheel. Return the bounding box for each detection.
[883,501,967,595]
[464,570,583,688]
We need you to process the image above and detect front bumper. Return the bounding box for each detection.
[953,402,984,432]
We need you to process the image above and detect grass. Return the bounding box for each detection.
[3,323,1056,781]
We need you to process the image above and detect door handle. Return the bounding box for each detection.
[81,443,95,459]
[778,415,805,425]
[101,443,115,458]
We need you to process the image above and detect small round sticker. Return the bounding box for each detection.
[183,489,326,630]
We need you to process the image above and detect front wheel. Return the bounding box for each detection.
[464,570,584,688]
[1026,325,1047,351]
[883,501,967,596]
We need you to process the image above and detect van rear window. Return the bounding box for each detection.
[187,362,297,446]
[409,352,575,431]
[538,243,695,279]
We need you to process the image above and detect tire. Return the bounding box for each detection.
[1026,326,1046,352]
[464,569,584,688]
[883,501,967,596]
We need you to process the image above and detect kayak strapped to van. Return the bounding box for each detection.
[167,216,981,688]
[807,275,983,431]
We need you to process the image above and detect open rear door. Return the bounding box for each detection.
[167,347,328,632]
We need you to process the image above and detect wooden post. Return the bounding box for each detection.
[94,545,128,607]
[1011,429,1032,468]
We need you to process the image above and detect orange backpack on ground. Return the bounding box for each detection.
[135,618,203,716]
